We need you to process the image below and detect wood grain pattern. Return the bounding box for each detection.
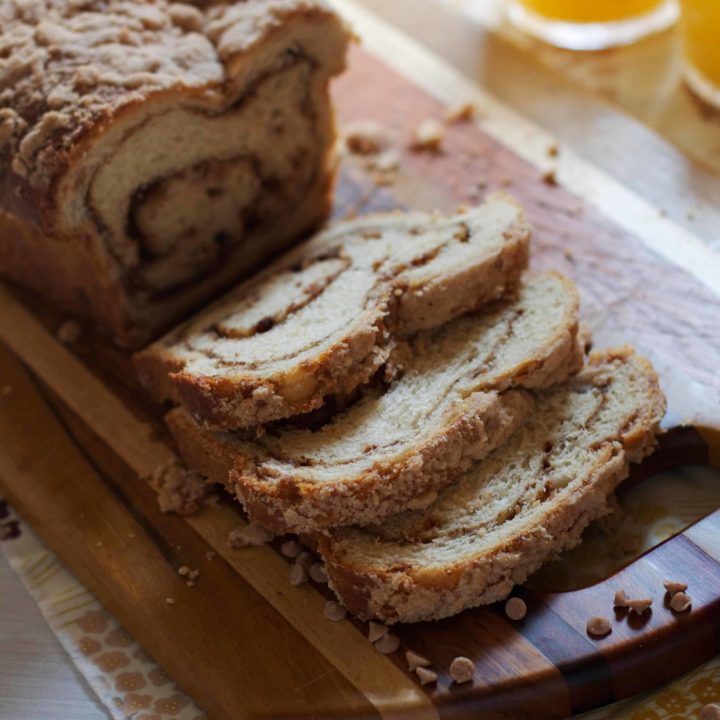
[355,0,720,249]
[0,26,719,720]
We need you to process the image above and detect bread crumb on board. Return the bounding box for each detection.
[228,523,273,548]
[410,118,444,152]
[344,120,389,156]
[445,102,476,123]
[149,461,210,515]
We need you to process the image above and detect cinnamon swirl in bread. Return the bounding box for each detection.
[0,0,350,345]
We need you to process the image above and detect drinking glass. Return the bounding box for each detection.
[680,0,720,108]
[507,0,679,50]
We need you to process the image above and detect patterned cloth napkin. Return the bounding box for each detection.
[2,463,719,720]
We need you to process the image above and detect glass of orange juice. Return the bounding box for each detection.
[507,0,679,50]
[680,1,720,108]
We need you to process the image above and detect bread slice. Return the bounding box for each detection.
[135,195,530,428]
[319,348,666,624]
[166,272,584,533]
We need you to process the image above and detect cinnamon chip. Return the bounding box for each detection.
[406,649,431,671]
[374,633,400,654]
[368,621,388,643]
[280,539,303,559]
[309,562,328,583]
[324,601,347,622]
[288,563,308,586]
[663,580,688,596]
[669,592,692,613]
[586,616,612,638]
[415,667,438,686]
[613,589,630,608]
[449,656,475,684]
[627,598,652,615]
[504,597,527,621]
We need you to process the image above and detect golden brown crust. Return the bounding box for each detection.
[136,196,531,426]
[319,348,667,623]
[0,0,343,208]
[0,0,348,344]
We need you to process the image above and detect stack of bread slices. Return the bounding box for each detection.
[135,194,666,624]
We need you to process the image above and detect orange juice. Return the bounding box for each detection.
[507,0,679,49]
[680,0,720,104]
[518,0,666,23]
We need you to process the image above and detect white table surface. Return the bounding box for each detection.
[0,551,109,720]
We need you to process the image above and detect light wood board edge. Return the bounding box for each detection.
[331,0,720,298]
[0,284,439,720]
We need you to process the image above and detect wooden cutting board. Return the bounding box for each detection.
[1,3,719,718]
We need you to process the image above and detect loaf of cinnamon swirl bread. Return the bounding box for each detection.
[0,0,350,345]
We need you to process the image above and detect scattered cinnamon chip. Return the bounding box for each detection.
[504,597,527,621]
[670,592,692,613]
[547,143,559,157]
[295,550,316,570]
[406,649,431,671]
[324,601,347,622]
[149,460,210,515]
[627,598,652,615]
[368,621,388,643]
[228,523,273,548]
[663,580,688,596]
[374,633,400,654]
[449,656,475,684]
[309,562,328,583]
[415,666,438,686]
[288,563,308,586]
[586,616,612,638]
[57,319,82,344]
[613,589,630,608]
[445,102,476,123]
[280,539,303,559]
[410,118,444,153]
[366,149,400,173]
[344,120,388,155]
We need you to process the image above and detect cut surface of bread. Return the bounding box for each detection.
[166,272,584,533]
[136,195,530,428]
[0,0,350,345]
[319,348,666,624]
